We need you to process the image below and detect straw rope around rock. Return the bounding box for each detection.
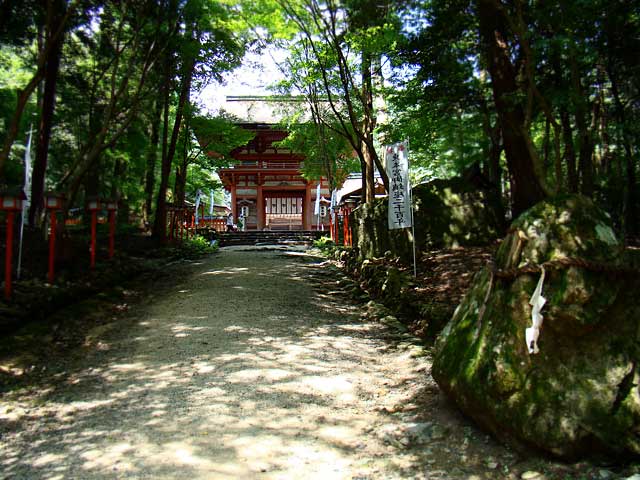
[488,256,639,280]
[475,256,637,326]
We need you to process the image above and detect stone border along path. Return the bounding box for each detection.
[0,245,599,479]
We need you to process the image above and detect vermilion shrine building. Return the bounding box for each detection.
[217,121,330,231]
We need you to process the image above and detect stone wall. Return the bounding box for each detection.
[351,177,503,263]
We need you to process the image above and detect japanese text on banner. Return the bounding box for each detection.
[385,142,412,230]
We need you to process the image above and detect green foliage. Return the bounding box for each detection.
[175,235,219,259]
[190,113,254,165]
[0,0,637,236]
[383,0,489,181]
[313,235,336,252]
[276,120,359,187]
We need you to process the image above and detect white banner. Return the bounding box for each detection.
[314,183,321,216]
[18,127,33,279]
[209,189,214,216]
[22,128,32,219]
[385,141,412,230]
[194,189,202,225]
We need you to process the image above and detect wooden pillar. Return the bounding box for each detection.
[257,180,265,230]
[303,182,312,230]
[230,180,237,218]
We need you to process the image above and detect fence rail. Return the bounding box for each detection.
[329,207,353,246]
[233,160,300,170]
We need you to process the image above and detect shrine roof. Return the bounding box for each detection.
[220,95,310,123]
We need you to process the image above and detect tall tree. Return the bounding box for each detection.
[152,0,245,240]
[0,0,75,181]
[29,0,68,225]
[277,0,397,203]
[476,0,547,216]
[57,0,167,213]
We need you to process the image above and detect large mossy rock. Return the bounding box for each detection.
[352,177,502,262]
[432,195,640,459]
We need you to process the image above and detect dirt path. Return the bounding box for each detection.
[0,247,615,479]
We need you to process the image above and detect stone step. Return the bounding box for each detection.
[217,230,324,247]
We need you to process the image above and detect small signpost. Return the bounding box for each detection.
[1,188,26,299]
[385,141,416,276]
[44,192,65,283]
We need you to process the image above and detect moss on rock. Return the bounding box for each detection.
[432,195,640,459]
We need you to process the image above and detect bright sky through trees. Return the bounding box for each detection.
[196,47,288,115]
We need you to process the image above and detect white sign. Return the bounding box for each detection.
[385,142,412,230]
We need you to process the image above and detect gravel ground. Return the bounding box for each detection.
[0,246,632,479]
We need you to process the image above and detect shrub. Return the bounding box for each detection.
[313,236,335,251]
[175,235,219,259]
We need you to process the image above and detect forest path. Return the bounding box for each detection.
[2,246,521,479]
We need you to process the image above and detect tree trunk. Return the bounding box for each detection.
[361,51,375,204]
[85,158,100,200]
[477,0,546,217]
[152,54,194,240]
[144,97,162,226]
[357,149,367,204]
[174,166,185,206]
[152,53,173,241]
[560,108,578,193]
[173,112,192,206]
[29,2,65,226]
[568,54,594,196]
[478,95,502,190]
[608,66,638,238]
[0,1,73,179]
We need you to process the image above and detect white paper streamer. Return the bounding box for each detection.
[194,189,202,225]
[526,266,546,354]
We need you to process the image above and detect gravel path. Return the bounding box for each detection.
[1,246,611,479]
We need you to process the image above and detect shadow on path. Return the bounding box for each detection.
[1,248,439,479]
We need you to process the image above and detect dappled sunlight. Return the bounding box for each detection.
[277,375,357,401]
[0,249,424,479]
[200,266,250,276]
[224,325,267,334]
[172,323,210,334]
[226,368,295,383]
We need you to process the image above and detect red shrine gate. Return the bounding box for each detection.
[217,123,330,231]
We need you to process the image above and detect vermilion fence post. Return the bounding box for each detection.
[109,210,116,258]
[342,208,347,246]
[2,189,26,300]
[345,209,349,246]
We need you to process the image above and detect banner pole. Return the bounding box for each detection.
[407,138,417,278]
